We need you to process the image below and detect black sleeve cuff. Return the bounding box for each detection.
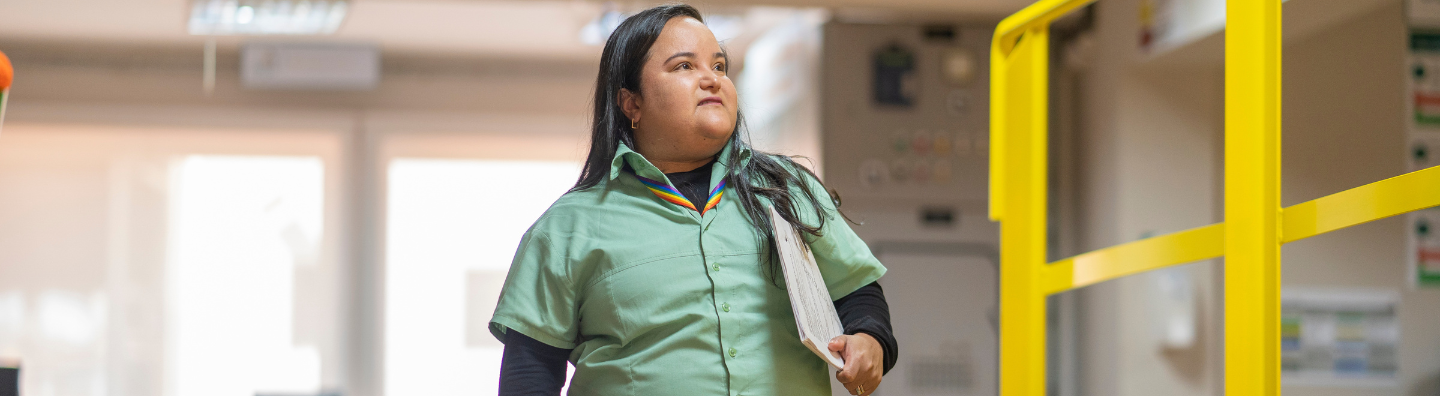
[500,331,572,396]
[833,281,899,374]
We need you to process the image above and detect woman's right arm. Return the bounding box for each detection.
[500,331,573,396]
[491,228,580,395]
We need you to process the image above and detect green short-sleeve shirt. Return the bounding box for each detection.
[489,142,886,396]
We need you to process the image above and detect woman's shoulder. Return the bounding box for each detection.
[524,182,636,239]
[527,188,602,231]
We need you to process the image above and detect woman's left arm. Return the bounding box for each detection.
[832,281,897,373]
[828,281,897,395]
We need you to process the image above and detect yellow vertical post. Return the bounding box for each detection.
[994,25,1050,396]
[1225,0,1282,395]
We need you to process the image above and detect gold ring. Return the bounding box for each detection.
[857,385,865,395]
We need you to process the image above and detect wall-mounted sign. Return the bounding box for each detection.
[1280,289,1399,387]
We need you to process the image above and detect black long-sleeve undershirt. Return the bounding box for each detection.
[833,281,898,374]
[499,161,898,395]
[499,331,570,395]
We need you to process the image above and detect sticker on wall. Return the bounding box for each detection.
[1408,210,1440,288]
[1407,134,1440,288]
[1408,32,1440,129]
[873,44,916,108]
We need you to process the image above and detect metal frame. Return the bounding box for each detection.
[989,1,1440,395]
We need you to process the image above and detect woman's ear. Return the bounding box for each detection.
[619,88,642,125]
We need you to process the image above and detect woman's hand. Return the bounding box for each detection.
[828,333,883,396]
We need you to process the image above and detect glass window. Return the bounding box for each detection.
[167,155,326,396]
[384,159,578,395]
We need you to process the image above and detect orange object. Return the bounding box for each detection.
[0,50,12,90]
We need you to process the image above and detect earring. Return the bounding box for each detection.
[630,118,638,130]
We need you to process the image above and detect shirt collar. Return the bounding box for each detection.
[607,140,752,183]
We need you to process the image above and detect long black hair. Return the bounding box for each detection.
[573,4,840,285]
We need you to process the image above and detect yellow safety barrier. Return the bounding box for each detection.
[1283,165,1440,242]
[990,1,1440,395]
[1043,224,1225,295]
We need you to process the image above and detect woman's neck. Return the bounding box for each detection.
[651,157,714,174]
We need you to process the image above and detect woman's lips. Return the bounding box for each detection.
[698,97,724,106]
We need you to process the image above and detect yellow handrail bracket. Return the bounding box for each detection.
[989,1,1440,395]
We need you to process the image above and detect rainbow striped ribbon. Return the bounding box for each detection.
[635,175,726,215]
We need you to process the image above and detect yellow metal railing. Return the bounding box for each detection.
[989,1,1440,395]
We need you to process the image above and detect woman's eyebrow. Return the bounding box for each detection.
[664,51,728,64]
[664,52,696,63]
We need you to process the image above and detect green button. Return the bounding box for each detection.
[711,264,720,271]
[721,303,730,312]
[728,347,737,357]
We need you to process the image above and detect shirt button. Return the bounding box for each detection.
[712,263,720,271]
[721,303,730,312]
[728,347,738,357]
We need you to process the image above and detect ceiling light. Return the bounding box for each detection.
[578,8,747,46]
[189,0,349,36]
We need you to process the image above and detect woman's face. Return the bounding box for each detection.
[621,16,738,165]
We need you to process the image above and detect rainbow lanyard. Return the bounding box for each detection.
[635,174,726,215]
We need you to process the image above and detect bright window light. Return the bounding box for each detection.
[189,0,349,35]
[168,155,325,396]
[385,159,579,396]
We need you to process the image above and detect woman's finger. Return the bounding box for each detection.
[836,364,856,383]
[828,336,848,355]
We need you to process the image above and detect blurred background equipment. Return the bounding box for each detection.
[820,21,1000,396]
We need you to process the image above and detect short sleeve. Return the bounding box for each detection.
[489,230,580,350]
[784,160,888,301]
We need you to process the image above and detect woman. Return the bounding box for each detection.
[489,5,896,395]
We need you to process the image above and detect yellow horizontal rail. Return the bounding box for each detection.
[1282,165,1440,243]
[1042,223,1225,295]
[1035,164,1440,295]
[993,0,1096,55]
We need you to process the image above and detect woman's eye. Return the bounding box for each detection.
[713,63,726,72]
[676,62,692,70]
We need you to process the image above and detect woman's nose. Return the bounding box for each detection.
[699,71,719,91]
